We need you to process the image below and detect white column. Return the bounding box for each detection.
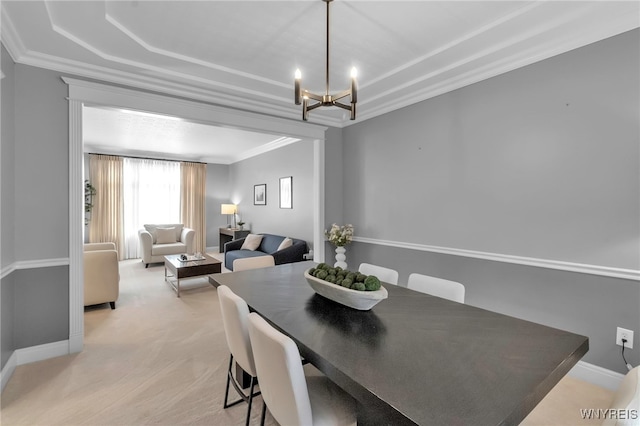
[313,139,325,263]
[68,99,84,353]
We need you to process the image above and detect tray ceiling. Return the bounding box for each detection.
[2,1,638,161]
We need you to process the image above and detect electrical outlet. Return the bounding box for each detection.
[616,327,634,349]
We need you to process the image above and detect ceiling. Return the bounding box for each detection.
[2,1,638,163]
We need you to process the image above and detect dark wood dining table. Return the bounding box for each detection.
[211,261,588,425]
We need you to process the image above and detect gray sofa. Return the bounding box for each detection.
[224,233,308,271]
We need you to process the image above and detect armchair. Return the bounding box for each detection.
[138,224,195,267]
[84,242,119,309]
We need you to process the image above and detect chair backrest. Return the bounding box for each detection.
[217,285,257,376]
[407,273,465,303]
[247,312,313,426]
[603,366,639,426]
[233,256,275,271]
[358,263,399,285]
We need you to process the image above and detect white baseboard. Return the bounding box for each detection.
[1,340,71,392]
[0,351,17,392]
[569,360,625,391]
[15,340,70,366]
[206,246,220,253]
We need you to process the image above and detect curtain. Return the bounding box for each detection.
[180,162,207,254]
[89,155,124,259]
[123,158,181,259]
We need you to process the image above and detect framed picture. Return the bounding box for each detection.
[279,176,293,209]
[254,184,266,205]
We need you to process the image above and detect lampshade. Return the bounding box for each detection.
[221,204,236,215]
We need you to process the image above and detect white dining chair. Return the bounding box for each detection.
[407,273,465,303]
[217,285,261,426]
[603,366,639,426]
[358,263,399,285]
[247,312,357,426]
[233,256,275,271]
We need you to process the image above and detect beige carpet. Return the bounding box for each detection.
[1,255,613,425]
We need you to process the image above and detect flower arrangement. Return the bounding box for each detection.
[325,224,354,247]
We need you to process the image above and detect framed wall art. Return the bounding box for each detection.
[254,184,266,205]
[279,176,292,209]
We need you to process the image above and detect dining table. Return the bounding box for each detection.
[210,261,588,426]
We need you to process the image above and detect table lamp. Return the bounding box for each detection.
[221,204,237,228]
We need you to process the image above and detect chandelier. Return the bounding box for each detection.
[294,0,357,121]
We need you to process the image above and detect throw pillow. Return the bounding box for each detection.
[241,234,263,251]
[277,237,293,251]
[156,227,177,244]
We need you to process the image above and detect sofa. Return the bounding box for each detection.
[224,233,308,271]
[84,242,119,309]
[138,224,195,267]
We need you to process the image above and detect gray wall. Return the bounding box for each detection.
[229,141,314,245]
[343,30,639,270]
[0,59,71,366]
[15,65,70,261]
[323,126,344,259]
[338,30,639,373]
[13,267,69,348]
[205,162,231,249]
[1,43,17,369]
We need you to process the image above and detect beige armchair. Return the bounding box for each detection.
[84,242,119,309]
[138,224,195,267]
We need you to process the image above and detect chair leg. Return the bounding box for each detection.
[145,263,149,268]
[223,355,234,409]
[245,378,256,426]
[223,353,261,415]
[109,301,116,310]
[260,401,267,426]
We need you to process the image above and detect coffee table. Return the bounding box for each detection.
[164,254,222,297]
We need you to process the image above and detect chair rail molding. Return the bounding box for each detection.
[353,236,640,281]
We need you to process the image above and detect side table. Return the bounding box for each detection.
[219,227,251,251]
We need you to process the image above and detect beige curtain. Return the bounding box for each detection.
[180,162,206,254]
[89,154,124,259]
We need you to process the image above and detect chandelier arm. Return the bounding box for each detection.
[332,89,352,101]
[332,101,354,111]
[306,102,324,112]
[304,92,324,102]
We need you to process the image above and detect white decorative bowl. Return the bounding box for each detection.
[304,268,388,311]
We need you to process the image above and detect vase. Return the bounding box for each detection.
[334,246,347,269]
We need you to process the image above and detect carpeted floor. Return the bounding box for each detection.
[0,255,613,425]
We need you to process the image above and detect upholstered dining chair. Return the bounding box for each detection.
[233,256,275,272]
[217,285,261,426]
[407,273,465,303]
[358,263,399,285]
[603,366,639,426]
[247,312,357,426]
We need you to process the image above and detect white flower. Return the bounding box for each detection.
[324,224,354,247]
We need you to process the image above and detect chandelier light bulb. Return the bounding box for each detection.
[350,67,357,78]
[294,69,302,105]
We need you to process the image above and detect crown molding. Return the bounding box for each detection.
[229,136,302,164]
[0,5,25,61]
[4,2,638,128]
[352,14,640,125]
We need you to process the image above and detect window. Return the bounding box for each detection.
[122,158,181,259]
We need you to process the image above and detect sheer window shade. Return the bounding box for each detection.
[123,158,181,259]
